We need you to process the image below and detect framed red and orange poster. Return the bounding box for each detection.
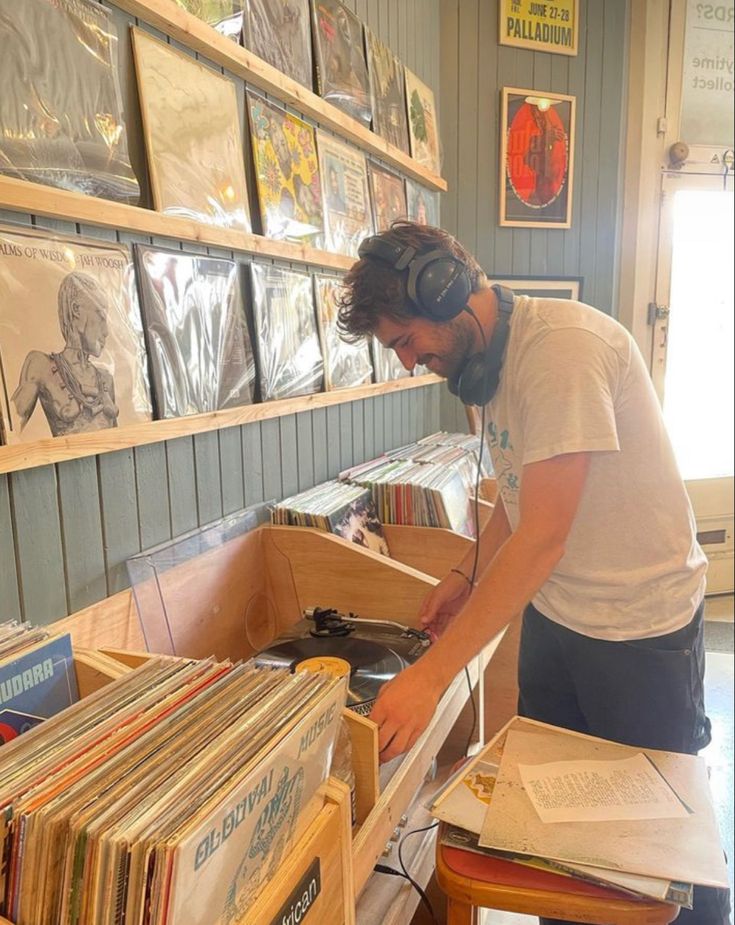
[498,0,579,56]
[499,87,576,229]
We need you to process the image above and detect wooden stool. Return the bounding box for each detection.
[436,834,680,925]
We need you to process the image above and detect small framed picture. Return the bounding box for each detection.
[489,276,582,301]
[499,87,576,229]
[498,0,579,56]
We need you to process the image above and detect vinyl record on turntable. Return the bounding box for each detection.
[256,636,406,712]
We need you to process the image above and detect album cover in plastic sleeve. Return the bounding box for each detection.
[311,0,372,126]
[133,245,255,419]
[368,162,408,232]
[404,67,441,174]
[406,178,440,227]
[313,274,372,390]
[317,131,374,257]
[242,0,313,88]
[249,263,324,401]
[0,226,152,445]
[172,0,245,39]
[365,29,410,154]
[371,338,410,382]
[0,0,139,204]
[247,93,324,245]
[131,27,251,231]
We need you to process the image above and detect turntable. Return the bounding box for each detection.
[255,607,431,715]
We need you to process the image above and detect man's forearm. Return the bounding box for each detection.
[457,496,511,581]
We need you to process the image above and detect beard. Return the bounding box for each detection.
[418,315,475,380]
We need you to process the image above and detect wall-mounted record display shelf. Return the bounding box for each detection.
[111,0,447,193]
[0,373,441,475]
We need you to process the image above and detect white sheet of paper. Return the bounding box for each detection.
[518,752,690,824]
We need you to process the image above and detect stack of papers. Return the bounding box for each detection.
[428,716,729,909]
[0,657,345,924]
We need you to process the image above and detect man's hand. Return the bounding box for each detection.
[369,663,443,762]
[418,571,472,640]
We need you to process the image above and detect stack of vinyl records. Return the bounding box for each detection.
[0,622,78,745]
[0,657,346,925]
[271,480,390,556]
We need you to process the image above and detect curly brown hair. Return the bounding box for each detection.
[336,221,488,339]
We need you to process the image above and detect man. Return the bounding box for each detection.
[337,221,729,925]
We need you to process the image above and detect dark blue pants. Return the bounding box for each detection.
[517,601,731,925]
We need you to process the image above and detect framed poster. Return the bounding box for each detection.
[498,0,579,56]
[489,275,582,301]
[499,87,576,229]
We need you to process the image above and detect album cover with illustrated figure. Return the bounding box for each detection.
[0,227,152,445]
[311,0,372,126]
[172,0,245,39]
[0,0,139,203]
[365,29,410,154]
[133,245,256,419]
[249,263,324,401]
[242,0,313,88]
[404,67,441,174]
[368,162,407,232]
[247,93,324,245]
[131,27,251,231]
[406,178,440,227]
[313,274,373,390]
[316,130,374,257]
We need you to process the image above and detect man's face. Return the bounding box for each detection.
[373,313,471,379]
[76,293,109,357]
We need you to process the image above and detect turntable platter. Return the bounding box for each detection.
[256,636,406,709]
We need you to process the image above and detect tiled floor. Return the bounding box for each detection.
[477,597,735,925]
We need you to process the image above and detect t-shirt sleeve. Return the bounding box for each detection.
[515,327,622,465]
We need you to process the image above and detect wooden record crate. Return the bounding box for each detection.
[36,513,512,922]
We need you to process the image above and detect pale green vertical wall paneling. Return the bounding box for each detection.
[563,6,589,281]
[133,443,172,549]
[166,436,198,537]
[57,457,107,611]
[98,449,140,594]
[279,414,299,498]
[326,406,341,477]
[363,398,375,460]
[295,412,315,492]
[457,0,480,255]
[311,410,329,485]
[373,395,386,455]
[0,476,21,622]
[218,427,245,515]
[351,398,365,463]
[241,422,265,506]
[193,431,223,525]
[10,466,67,623]
[260,418,281,502]
[339,403,353,472]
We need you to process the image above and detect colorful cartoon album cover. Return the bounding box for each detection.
[172,0,245,39]
[406,178,441,227]
[247,92,324,245]
[249,263,324,401]
[313,274,373,390]
[311,0,372,126]
[0,227,152,445]
[131,27,251,231]
[242,0,313,88]
[365,29,410,154]
[0,0,139,203]
[316,130,374,257]
[368,162,408,232]
[404,67,441,174]
[133,245,256,418]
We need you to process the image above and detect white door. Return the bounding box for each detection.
[651,165,734,593]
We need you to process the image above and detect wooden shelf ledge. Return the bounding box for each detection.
[0,374,441,475]
[112,0,447,192]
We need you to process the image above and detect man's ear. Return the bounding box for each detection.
[70,300,81,319]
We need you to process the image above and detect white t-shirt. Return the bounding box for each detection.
[486,296,707,641]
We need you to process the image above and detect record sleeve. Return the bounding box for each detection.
[172,0,245,39]
[368,162,408,232]
[247,93,324,245]
[406,178,440,227]
[404,68,441,175]
[0,226,152,444]
[313,274,372,390]
[242,0,313,89]
[371,338,410,382]
[249,263,323,401]
[365,29,410,154]
[131,28,251,231]
[317,131,374,257]
[133,245,255,419]
[311,0,372,126]
[0,0,139,204]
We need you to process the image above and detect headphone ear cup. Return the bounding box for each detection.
[410,255,471,321]
[455,353,494,407]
